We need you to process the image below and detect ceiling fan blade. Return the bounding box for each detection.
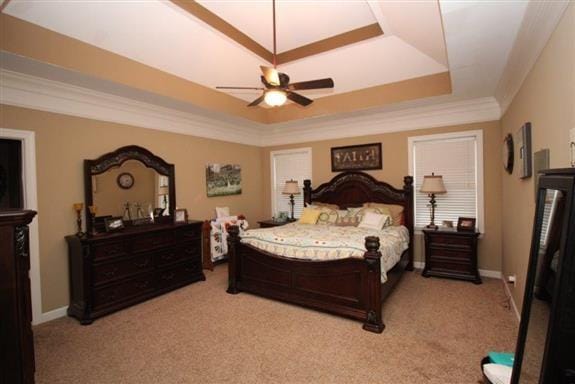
[216,86,264,90]
[288,78,334,91]
[287,91,313,107]
[248,94,265,107]
[260,66,280,86]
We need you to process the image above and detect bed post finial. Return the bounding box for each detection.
[226,225,240,295]
[303,179,312,207]
[403,176,414,271]
[363,236,384,333]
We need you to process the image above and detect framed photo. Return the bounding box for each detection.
[516,122,532,179]
[331,143,382,172]
[104,217,125,232]
[174,208,188,224]
[457,217,476,232]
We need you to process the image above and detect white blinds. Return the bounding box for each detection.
[271,149,311,219]
[413,136,478,228]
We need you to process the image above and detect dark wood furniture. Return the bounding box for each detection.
[84,145,176,234]
[257,219,291,228]
[510,168,575,384]
[66,221,204,324]
[227,171,413,333]
[1,210,37,384]
[422,228,481,284]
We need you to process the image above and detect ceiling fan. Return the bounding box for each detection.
[215,0,335,107]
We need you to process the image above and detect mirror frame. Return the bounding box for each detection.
[84,145,176,234]
[511,171,574,384]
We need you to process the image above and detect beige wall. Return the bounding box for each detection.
[0,104,267,312]
[500,4,575,310]
[261,121,503,271]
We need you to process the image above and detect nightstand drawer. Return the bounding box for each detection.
[428,259,474,274]
[429,234,473,248]
[428,247,473,262]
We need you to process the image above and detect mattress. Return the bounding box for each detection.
[240,222,409,282]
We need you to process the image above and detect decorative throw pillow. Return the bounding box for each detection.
[364,203,404,226]
[334,209,361,227]
[358,212,391,231]
[215,206,230,219]
[311,206,339,226]
[298,208,321,224]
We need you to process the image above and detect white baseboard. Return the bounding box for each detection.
[412,261,501,279]
[501,278,521,322]
[34,306,68,325]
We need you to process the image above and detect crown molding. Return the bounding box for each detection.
[1,69,501,148]
[0,69,263,146]
[495,0,569,114]
[260,97,501,146]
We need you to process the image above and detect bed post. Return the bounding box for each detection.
[303,179,312,207]
[362,236,384,333]
[403,176,414,271]
[202,220,214,271]
[226,225,240,295]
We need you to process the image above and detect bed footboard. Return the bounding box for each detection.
[226,225,385,333]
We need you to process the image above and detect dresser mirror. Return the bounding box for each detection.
[84,145,175,234]
[511,169,575,384]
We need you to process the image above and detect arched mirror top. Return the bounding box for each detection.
[87,145,172,176]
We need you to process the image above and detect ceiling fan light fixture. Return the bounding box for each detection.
[264,89,287,107]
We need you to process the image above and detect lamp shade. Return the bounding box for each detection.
[282,180,300,195]
[420,174,447,194]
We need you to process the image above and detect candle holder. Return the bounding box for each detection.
[88,205,98,236]
[73,203,85,237]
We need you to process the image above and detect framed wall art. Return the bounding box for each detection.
[330,143,382,172]
[516,122,532,179]
[206,164,242,197]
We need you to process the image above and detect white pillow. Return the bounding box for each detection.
[358,212,391,231]
[215,206,230,219]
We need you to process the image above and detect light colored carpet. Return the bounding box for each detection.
[34,265,518,384]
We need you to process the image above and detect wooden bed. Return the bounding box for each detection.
[226,171,414,333]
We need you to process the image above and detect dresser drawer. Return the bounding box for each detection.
[92,273,155,310]
[429,234,472,249]
[177,226,202,242]
[180,242,201,261]
[132,232,175,253]
[154,247,181,267]
[157,261,202,290]
[93,254,153,286]
[92,241,128,261]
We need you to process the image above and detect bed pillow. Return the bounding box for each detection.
[298,208,321,224]
[364,203,404,226]
[215,206,230,219]
[315,208,339,226]
[358,212,391,231]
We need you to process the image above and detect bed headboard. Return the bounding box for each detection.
[303,171,414,263]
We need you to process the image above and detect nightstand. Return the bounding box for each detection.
[257,219,293,228]
[422,228,481,284]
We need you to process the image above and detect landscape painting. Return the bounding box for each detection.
[206,164,242,197]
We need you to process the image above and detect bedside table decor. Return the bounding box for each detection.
[419,173,447,229]
[422,228,481,284]
[282,179,300,221]
[457,217,476,232]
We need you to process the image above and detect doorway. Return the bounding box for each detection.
[0,139,24,209]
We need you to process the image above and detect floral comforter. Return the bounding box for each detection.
[240,223,409,282]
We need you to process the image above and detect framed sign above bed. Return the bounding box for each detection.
[331,143,382,172]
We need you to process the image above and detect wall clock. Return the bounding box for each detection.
[117,172,134,189]
[503,134,514,174]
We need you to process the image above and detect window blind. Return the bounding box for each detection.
[271,149,311,219]
[413,136,478,228]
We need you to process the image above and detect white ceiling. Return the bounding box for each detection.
[2,0,529,118]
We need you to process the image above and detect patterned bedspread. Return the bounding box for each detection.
[240,223,409,282]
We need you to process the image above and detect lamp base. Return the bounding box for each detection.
[426,224,438,230]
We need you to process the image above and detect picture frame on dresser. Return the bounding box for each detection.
[457,217,476,232]
[174,209,188,223]
[104,216,124,232]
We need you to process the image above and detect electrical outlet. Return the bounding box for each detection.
[508,275,516,286]
[571,128,575,167]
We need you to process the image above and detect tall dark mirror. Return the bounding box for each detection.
[511,169,575,384]
[84,146,175,234]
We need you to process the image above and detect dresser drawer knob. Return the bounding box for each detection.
[104,268,118,278]
[104,291,117,301]
[135,281,150,289]
[161,253,176,261]
[134,259,151,268]
[185,247,197,255]
[161,272,175,281]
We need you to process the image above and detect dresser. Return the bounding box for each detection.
[66,221,204,324]
[0,210,37,384]
[422,228,481,284]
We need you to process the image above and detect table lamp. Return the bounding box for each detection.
[420,173,447,229]
[282,180,300,221]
